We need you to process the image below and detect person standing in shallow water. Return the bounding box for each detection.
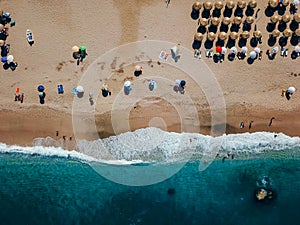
[269,117,275,126]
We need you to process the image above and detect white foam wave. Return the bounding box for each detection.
[0,128,300,164]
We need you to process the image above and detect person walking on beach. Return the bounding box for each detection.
[269,117,275,126]
[249,121,254,129]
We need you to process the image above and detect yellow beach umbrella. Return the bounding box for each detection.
[283,29,293,37]
[207,32,216,41]
[295,28,300,36]
[193,2,202,11]
[215,1,224,10]
[234,16,243,25]
[222,17,231,25]
[282,0,290,7]
[237,0,247,9]
[72,46,79,52]
[194,32,204,41]
[248,0,257,8]
[203,2,213,10]
[211,17,220,26]
[270,15,279,23]
[199,18,209,26]
[282,14,291,23]
[293,14,300,23]
[241,31,250,39]
[271,29,280,37]
[253,30,262,38]
[230,32,239,40]
[0,40,5,47]
[269,0,278,8]
[226,1,235,9]
[219,32,228,40]
[246,16,255,24]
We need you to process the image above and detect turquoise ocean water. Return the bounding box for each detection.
[0,130,300,225]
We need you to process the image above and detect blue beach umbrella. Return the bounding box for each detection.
[1,56,7,63]
[37,85,45,92]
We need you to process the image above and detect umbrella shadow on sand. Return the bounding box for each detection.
[290,36,300,46]
[247,57,255,64]
[226,39,236,48]
[250,37,259,47]
[204,40,214,49]
[192,40,202,50]
[238,39,247,48]
[197,25,207,34]
[268,37,277,47]
[264,7,275,17]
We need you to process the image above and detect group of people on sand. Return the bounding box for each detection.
[72,45,88,65]
[0,11,18,71]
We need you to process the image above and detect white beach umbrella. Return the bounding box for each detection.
[124,81,131,87]
[241,46,248,53]
[221,47,227,54]
[249,51,257,59]
[287,87,296,94]
[295,46,300,53]
[230,47,238,54]
[76,86,84,92]
[294,0,299,5]
[272,46,279,53]
[7,55,14,63]
[254,47,261,54]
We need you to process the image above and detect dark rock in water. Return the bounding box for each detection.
[168,188,176,195]
[255,188,275,203]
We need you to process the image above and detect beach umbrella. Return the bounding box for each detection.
[194,32,204,41]
[268,0,278,8]
[215,1,224,9]
[221,47,227,54]
[254,47,261,54]
[282,14,291,23]
[283,29,293,37]
[249,51,257,59]
[0,40,5,47]
[207,32,216,41]
[248,0,257,8]
[241,31,250,39]
[282,0,290,7]
[230,47,238,54]
[253,30,262,38]
[72,46,79,52]
[237,0,247,9]
[216,46,222,53]
[295,28,300,36]
[124,81,131,87]
[199,18,209,26]
[37,85,45,92]
[192,2,202,10]
[287,86,296,94]
[226,1,235,9]
[241,46,248,53]
[294,0,300,5]
[211,17,220,26]
[272,46,279,53]
[1,56,7,63]
[293,14,300,23]
[79,46,86,51]
[134,65,142,71]
[295,45,300,53]
[180,80,186,87]
[229,32,239,40]
[76,86,84,92]
[6,55,13,63]
[233,16,242,25]
[219,32,228,40]
[246,16,255,24]
[271,29,280,37]
[203,2,213,10]
[270,15,279,23]
[222,17,231,25]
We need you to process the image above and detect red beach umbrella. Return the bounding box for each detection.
[216,46,222,53]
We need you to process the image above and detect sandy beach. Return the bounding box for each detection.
[0,0,300,148]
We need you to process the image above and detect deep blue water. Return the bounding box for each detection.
[0,151,300,225]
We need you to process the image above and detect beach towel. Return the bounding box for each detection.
[58,85,64,94]
[159,51,169,61]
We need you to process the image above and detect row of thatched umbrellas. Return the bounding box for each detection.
[192,0,258,11]
[198,16,255,27]
[194,30,260,42]
[270,14,300,23]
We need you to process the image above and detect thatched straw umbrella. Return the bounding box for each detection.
[271,29,281,37]
[203,2,213,10]
[246,16,255,24]
[283,29,293,37]
[230,32,239,40]
[233,16,243,25]
[207,32,216,41]
[270,15,280,23]
[193,2,202,11]
[282,14,291,23]
[282,0,290,7]
[294,28,300,36]
[211,17,220,26]
[241,31,250,39]
[194,32,204,41]
[268,0,278,8]
[199,18,209,26]
[222,17,231,25]
[248,0,257,8]
[226,1,235,9]
[219,32,228,40]
[237,0,247,9]
[293,14,300,23]
[72,46,79,52]
[215,1,224,10]
[0,40,5,47]
[253,30,262,38]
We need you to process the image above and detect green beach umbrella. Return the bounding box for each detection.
[80,45,86,51]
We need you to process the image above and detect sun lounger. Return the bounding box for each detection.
[26,29,34,46]
[58,85,64,94]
